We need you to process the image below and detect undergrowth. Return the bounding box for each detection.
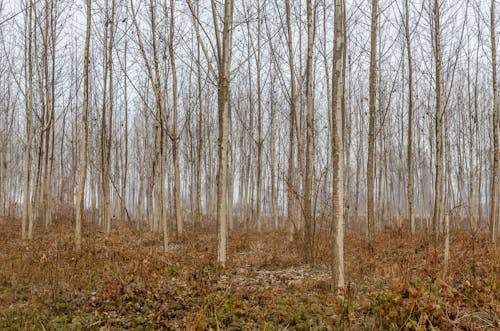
[0,220,498,330]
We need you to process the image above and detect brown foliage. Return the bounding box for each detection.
[0,221,498,329]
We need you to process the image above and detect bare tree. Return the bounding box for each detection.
[75,0,92,251]
[367,0,378,244]
[432,0,444,246]
[22,0,34,240]
[404,0,415,235]
[130,0,169,250]
[195,0,203,227]
[216,0,234,267]
[303,0,315,264]
[120,7,129,223]
[169,0,182,238]
[490,0,498,244]
[267,15,278,229]
[285,0,297,241]
[252,0,264,232]
[332,0,345,289]
[100,0,116,234]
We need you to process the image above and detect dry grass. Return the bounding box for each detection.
[0,219,498,330]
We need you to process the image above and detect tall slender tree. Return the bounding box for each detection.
[101,0,116,234]
[216,0,234,267]
[490,0,498,244]
[404,0,415,235]
[169,0,182,238]
[75,0,92,251]
[367,0,378,243]
[285,0,297,241]
[432,0,444,246]
[195,0,203,227]
[255,0,263,232]
[332,0,345,289]
[22,0,34,240]
[303,0,315,264]
[120,9,129,223]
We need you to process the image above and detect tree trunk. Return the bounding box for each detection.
[216,0,234,267]
[120,27,129,223]
[255,0,263,232]
[490,0,498,244]
[22,0,34,240]
[367,0,378,243]
[101,0,115,234]
[432,0,444,246]
[227,105,234,231]
[405,0,415,235]
[75,0,91,251]
[196,0,203,226]
[444,213,450,274]
[269,38,278,229]
[332,0,345,289]
[285,0,297,241]
[169,0,182,239]
[303,0,315,264]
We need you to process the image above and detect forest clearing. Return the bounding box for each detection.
[0,218,498,330]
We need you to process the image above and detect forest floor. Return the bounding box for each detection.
[0,219,498,330]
